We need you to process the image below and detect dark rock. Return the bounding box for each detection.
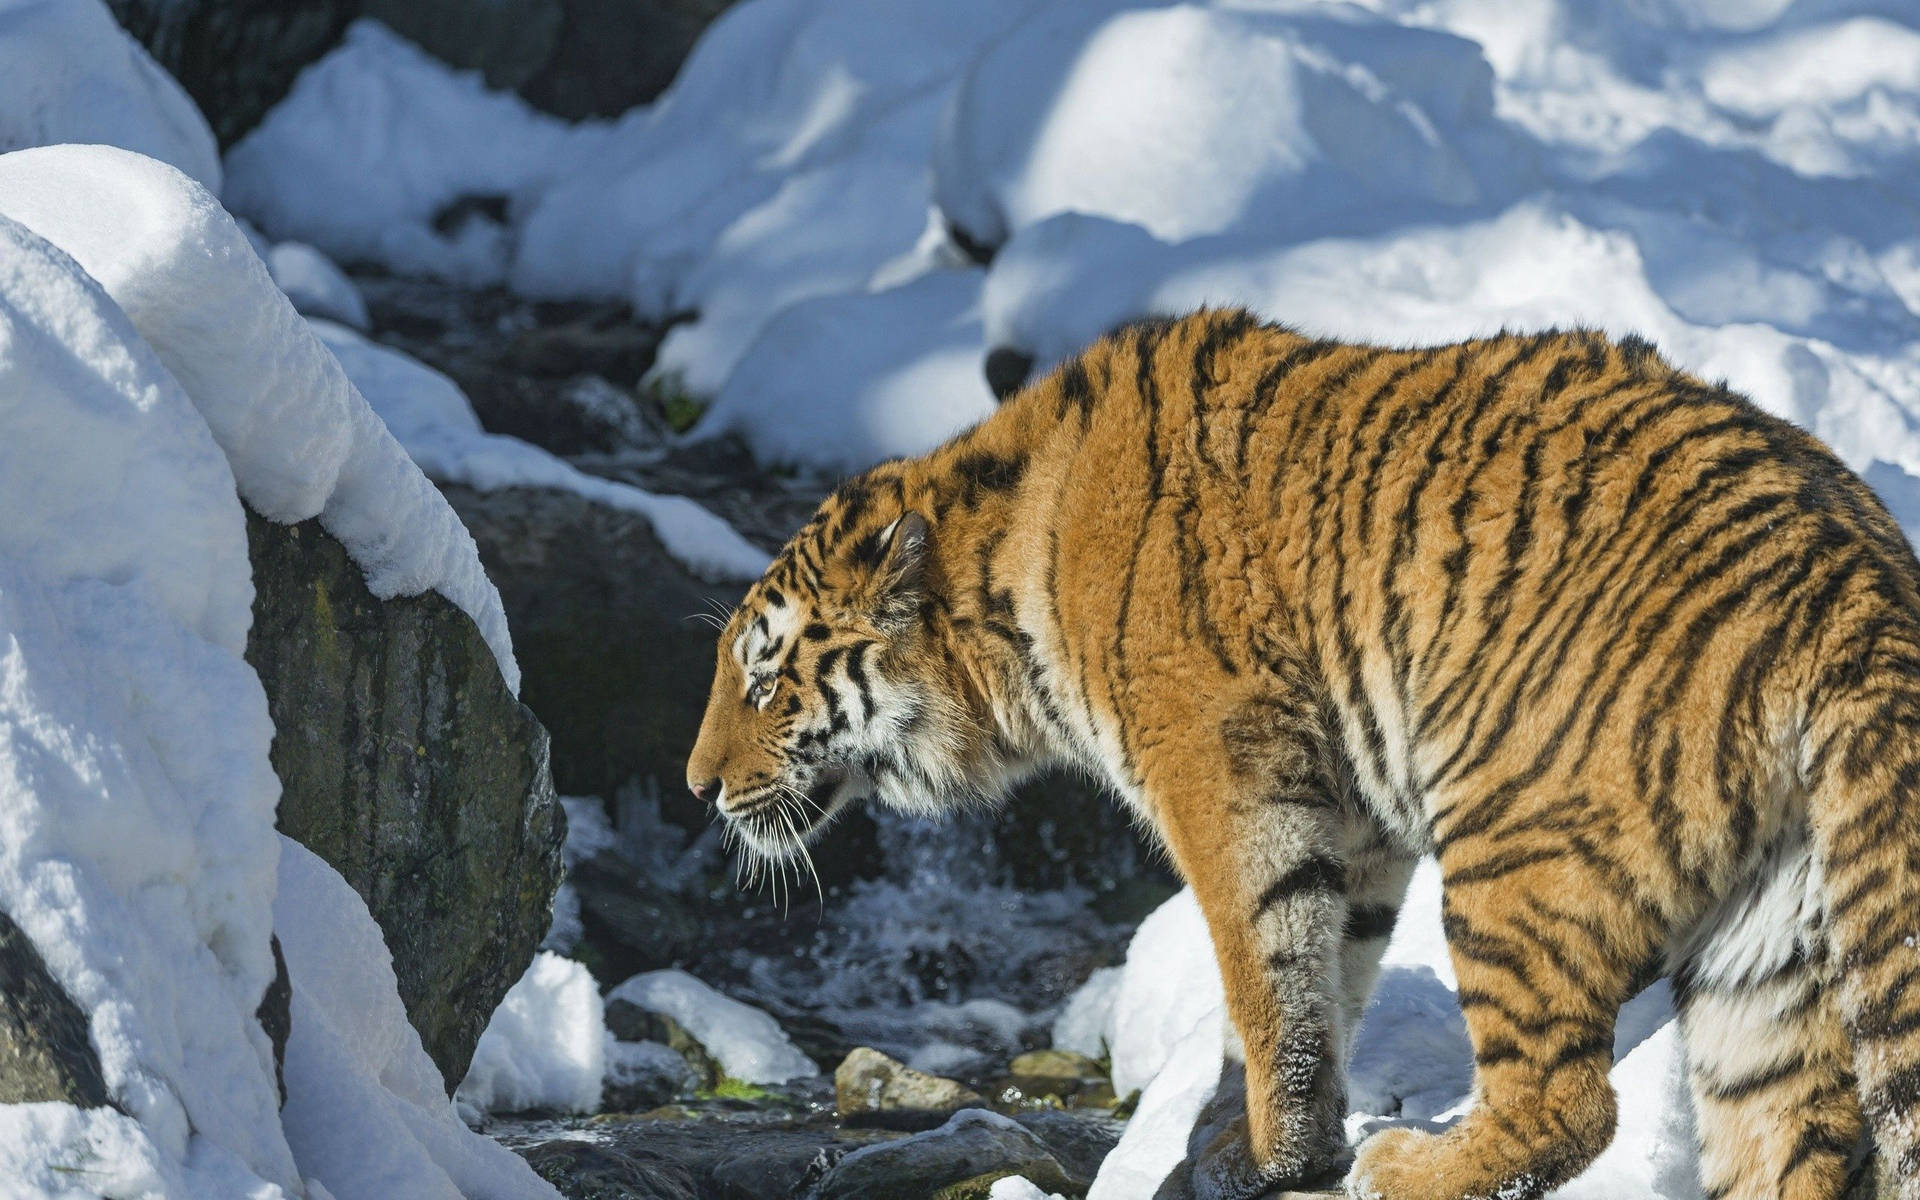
[604,1002,718,1090]
[522,1140,701,1200]
[105,0,356,147]
[816,1108,1075,1200]
[0,907,111,1107]
[245,508,563,1088]
[603,1039,695,1111]
[363,0,561,93]
[258,936,292,1106]
[984,346,1035,400]
[1010,1109,1122,1186]
[522,0,740,120]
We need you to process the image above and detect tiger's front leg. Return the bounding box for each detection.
[1144,689,1359,1199]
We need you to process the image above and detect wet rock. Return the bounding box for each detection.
[1009,1110,1121,1185]
[246,508,563,1087]
[816,1108,1077,1200]
[1001,1049,1115,1108]
[1010,1049,1104,1082]
[604,1039,695,1112]
[836,1047,985,1127]
[516,1115,881,1200]
[522,1139,700,1200]
[362,0,562,94]
[0,908,111,1107]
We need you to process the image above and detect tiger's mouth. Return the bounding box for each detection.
[724,766,852,861]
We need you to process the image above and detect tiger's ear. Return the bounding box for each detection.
[870,511,930,628]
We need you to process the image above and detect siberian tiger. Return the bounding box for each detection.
[686,309,1920,1200]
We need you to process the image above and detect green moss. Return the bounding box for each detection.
[699,1075,776,1102]
[644,370,708,433]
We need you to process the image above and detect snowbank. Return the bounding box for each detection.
[1069,862,1696,1197]
[0,144,520,692]
[229,0,1920,507]
[455,952,605,1118]
[0,144,557,1197]
[0,0,221,192]
[607,970,819,1085]
[268,241,370,331]
[311,319,770,581]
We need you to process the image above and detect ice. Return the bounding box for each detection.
[606,969,818,1085]
[0,143,520,692]
[310,319,770,581]
[455,953,606,1118]
[276,838,560,1200]
[0,0,220,191]
[267,242,370,331]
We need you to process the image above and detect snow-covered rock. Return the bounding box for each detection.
[0,0,221,191]
[456,952,605,1118]
[0,143,520,691]
[0,142,559,1197]
[607,969,819,1085]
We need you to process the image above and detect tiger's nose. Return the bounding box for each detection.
[690,778,721,805]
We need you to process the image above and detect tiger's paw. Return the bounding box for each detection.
[1345,1127,1451,1200]
[1193,1117,1348,1200]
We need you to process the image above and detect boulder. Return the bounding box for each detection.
[836,1047,985,1127]
[0,908,111,1107]
[522,1140,702,1200]
[245,508,563,1088]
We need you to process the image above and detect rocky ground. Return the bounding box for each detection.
[350,272,1178,1198]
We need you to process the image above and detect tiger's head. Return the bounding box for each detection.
[686,476,1005,867]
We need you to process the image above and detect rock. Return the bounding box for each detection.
[0,908,111,1107]
[104,0,356,146]
[258,936,292,1106]
[999,1048,1114,1108]
[836,1047,985,1126]
[520,0,741,120]
[603,1039,695,1112]
[1009,1110,1121,1185]
[245,508,563,1088]
[362,0,562,94]
[816,1109,1077,1200]
[1009,1050,1104,1081]
[521,1140,701,1200]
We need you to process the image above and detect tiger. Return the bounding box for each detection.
[685,308,1920,1200]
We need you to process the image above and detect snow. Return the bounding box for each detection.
[267,242,370,331]
[0,206,293,1195]
[454,952,605,1118]
[990,1177,1068,1200]
[0,0,221,192]
[1050,964,1121,1060]
[275,839,560,1200]
[606,969,819,1085]
[229,0,1920,518]
[310,319,770,581]
[0,144,520,693]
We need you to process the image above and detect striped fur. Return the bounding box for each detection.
[686,310,1920,1199]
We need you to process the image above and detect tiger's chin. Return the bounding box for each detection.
[724,765,859,864]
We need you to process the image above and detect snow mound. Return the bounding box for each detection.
[0,207,294,1194]
[607,969,819,1085]
[695,267,998,473]
[277,838,560,1200]
[311,319,770,581]
[0,143,521,691]
[456,952,606,1118]
[934,2,1502,247]
[223,20,601,285]
[0,0,220,191]
[268,241,370,330]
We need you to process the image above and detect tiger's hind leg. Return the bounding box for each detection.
[1349,845,1655,1200]
[1675,846,1869,1200]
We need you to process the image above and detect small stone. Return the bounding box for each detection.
[835,1047,985,1121]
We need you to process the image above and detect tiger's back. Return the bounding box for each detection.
[689,310,1920,1199]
